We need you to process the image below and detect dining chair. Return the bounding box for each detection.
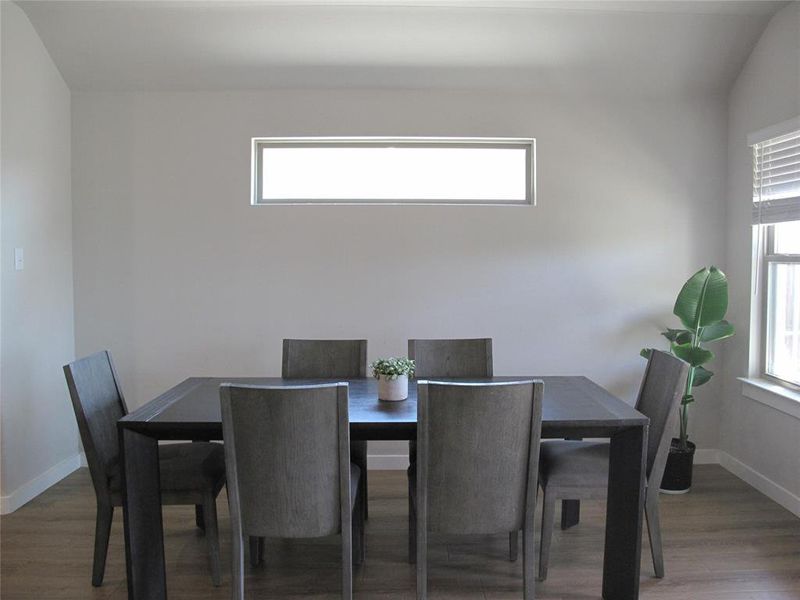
[410,380,543,600]
[281,339,370,518]
[220,382,365,600]
[246,340,370,569]
[406,338,518,559]
[63,351,225,587]
[408,338,493,379]
[536,349,689,580]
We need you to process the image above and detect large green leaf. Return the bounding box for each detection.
[640,348,653,359]
[671,342,714,367]
[692,365,713,387]
[673,267,729,331]
[662,328,693,344]
[699,320,735,343]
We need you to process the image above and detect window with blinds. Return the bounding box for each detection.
[751,122,800,389]
[752,129,800,224]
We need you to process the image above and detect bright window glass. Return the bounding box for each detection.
[774,220,800,254]
[765,222,800,387]
[252,138,534,205]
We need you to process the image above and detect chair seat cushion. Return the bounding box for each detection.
[539,440,610,488]
[109,442,226,494]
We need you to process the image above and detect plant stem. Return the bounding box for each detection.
[680,366,695,452]
[680,322,704,452]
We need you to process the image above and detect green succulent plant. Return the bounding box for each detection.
[642,266,735,452]
[370,357,415,380]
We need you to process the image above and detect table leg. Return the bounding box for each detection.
[192,439,209,531]
[602,425,647,600]
[120,427,167,600]
[561,436,582,529]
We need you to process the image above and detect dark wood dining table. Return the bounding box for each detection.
[118,375,649,600]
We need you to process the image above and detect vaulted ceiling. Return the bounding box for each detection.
[17,0,786,94]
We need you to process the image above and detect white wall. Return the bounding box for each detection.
[72,88,728,460]
[721,2,800,511]
[1,2,78,512]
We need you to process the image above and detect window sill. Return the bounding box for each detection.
[738,377,800,419]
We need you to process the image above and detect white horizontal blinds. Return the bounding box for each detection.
[752,129,800,224]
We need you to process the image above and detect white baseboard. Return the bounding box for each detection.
[718,451,800,517]
[0,453,84,515]
[693,448,720,464]
[368,454,410,470]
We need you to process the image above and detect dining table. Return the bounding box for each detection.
[118,375,649,600]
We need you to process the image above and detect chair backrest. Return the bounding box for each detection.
[416,380,543,535]
[635,350,690,483]
[282,339,367,379]
[408,338,493,378]
[63,351,128,496]
[220,383,351,538]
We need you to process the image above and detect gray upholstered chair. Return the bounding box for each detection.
[537,349,689,581]
[410,380,543,600]
[220,383,364,600]
[246,340,369,568]
[406,338,519,559]
[281,339,369,518]
[408,338,493,379]
[63,351,225,587]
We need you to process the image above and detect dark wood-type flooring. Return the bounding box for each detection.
[2,466,798,600]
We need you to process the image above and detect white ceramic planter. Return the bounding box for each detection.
[378,374,409,402]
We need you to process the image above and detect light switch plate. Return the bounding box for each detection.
[14,247,23,271]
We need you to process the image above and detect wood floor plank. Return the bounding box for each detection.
[1,466,798,600]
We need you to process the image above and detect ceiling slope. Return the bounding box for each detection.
[17,0,786,94]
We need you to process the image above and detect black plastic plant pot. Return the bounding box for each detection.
[660,438,696,494]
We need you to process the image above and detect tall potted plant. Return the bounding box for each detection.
[642,266,734,493]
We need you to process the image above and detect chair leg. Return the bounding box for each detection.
[538,489,556,581]
[509,530,518,562]
[342,519,353,599]
[416,507,427,600]
[352,490,365,566]
[408,479,416,564]
[523,525,536,600]
[249,536,264,567]
[232,531,245,600]
[360,492,366,565]
[195,504,205,531]
[91,503,113,587]
[560,499,580,530]
[351,441,368,520]
[202,492,222,586]
[645,490,665,578]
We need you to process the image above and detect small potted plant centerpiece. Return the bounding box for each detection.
[642,266,734,493]
[371,357,415,402]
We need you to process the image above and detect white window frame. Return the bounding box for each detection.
[756,224,800,390]
[250,136,536,206]
[749,117,800,392]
